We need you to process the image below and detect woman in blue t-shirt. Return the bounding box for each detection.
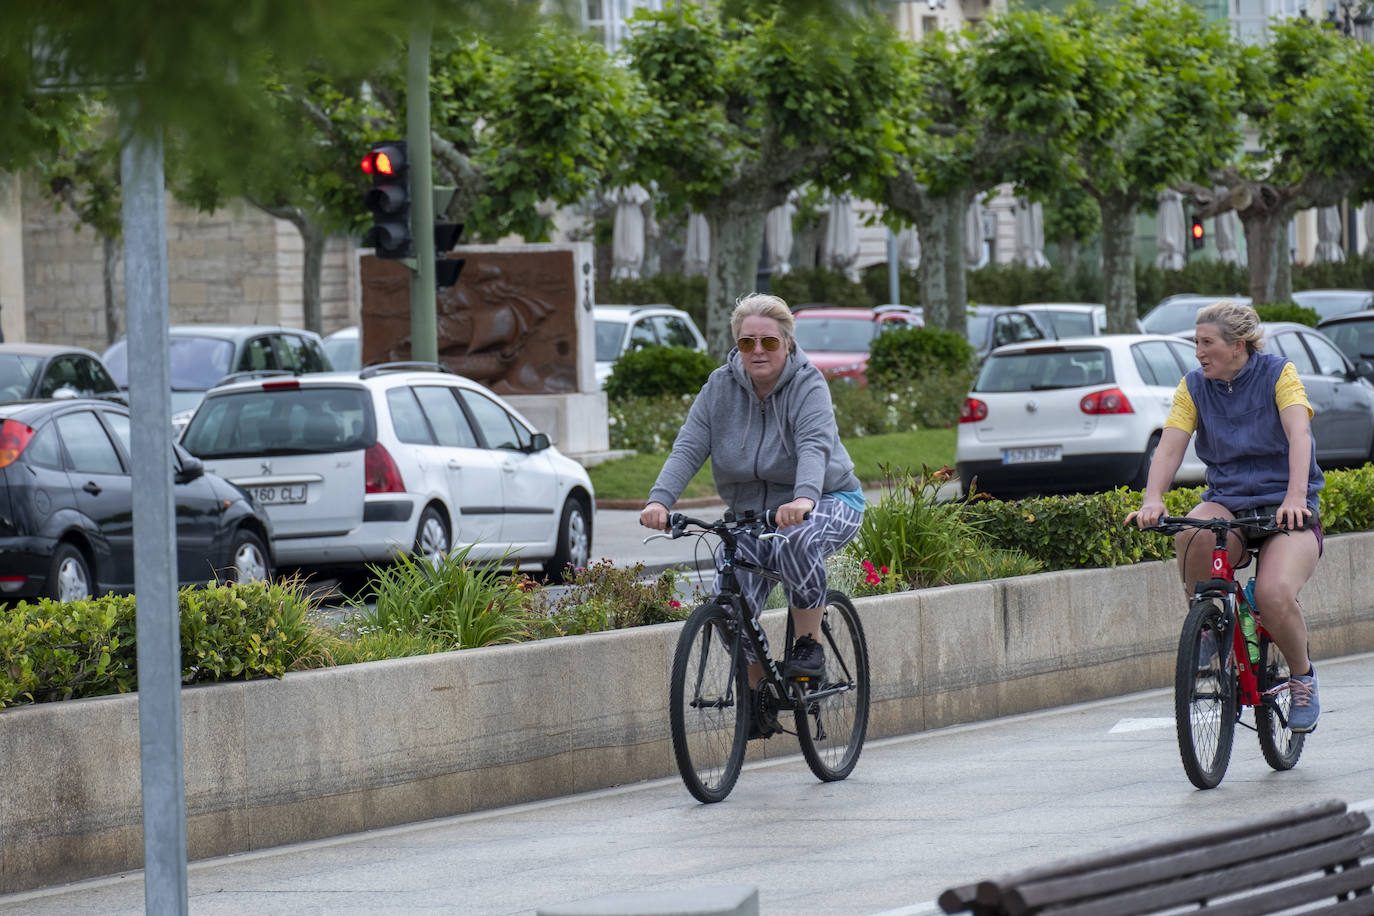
[1129,301,1323,733]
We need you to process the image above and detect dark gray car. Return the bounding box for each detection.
[1262,321,1374,467]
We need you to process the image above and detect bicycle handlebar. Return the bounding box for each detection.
[1144,514,1282,537]
[664,508,811,539]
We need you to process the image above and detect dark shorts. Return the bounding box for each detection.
[1237,504,1324,557]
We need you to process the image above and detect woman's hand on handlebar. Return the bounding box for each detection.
[775,497,815,530]
[1126,496,1167,529]
[640,501,670,532]
[1276,499,1311,530]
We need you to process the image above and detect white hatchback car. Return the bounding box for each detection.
[956,334,1208,500]
[179,364,594,582]
[593,305,708,388]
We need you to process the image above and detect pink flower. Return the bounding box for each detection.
[669,600,682,609]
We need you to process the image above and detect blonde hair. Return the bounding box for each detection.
[730,293,795,350]
[1196,300,1265,354]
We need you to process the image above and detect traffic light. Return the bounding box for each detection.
[1190,216,1205,251]
[361,141,412,259]
[434,221,466,288]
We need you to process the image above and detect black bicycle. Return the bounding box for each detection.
[648,509,870,803]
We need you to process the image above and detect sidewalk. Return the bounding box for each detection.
[6,651,1371,915]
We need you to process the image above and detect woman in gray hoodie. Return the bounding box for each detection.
[641,293,865,699]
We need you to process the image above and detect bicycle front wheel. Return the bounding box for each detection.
[1255,631,1305,771]
[796,590,870,782]
[1174,599,1237,790]
[669,602,749,803]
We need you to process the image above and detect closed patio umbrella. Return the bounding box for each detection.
[1314,206,1345,263]
[1155,190,1187,270]
[611,185,651,280]
[683,211,709,276]
[1365,203,1374,257]
[1013,199,1050,268]
[766,196,796,276]
[823,193,861,282]
[897,224,920,271]
[965,196,985,267]
[1215,208,1244,266]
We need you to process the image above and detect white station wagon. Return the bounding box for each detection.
[956,334,1208,500]
[179,364,595,584]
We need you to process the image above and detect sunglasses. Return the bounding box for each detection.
[736,336,782,354]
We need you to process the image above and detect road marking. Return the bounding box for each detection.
[1109,717,1174,733]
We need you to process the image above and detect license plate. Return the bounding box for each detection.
[248,484,307,505]
[1002,446,1062,465]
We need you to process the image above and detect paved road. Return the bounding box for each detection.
[5,652,1371,916]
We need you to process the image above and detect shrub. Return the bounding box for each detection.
[1254,302,1320,327]
[599,274,709,330]
[529,561,691,637]
[772,267,875,310]
[1318,464,1374,534]
[345,547,534,649]
[604,345,718,402]
[868,325,976,386]
[180,578,328,682]
[607,392,694,452]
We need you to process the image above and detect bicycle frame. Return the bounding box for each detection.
[1180,517,1280,714]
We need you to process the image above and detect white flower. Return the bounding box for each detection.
[608,416,617,426]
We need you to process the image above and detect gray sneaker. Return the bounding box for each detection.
[1287,667,1320,734]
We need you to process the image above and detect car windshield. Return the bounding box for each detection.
[595,320,627,363]
[793,317,875,352]
[323,336,360,372]
[1319,318,1374,361]
[181,386,373,458]
[1142,301,1205,334]
[1294,292,1372,320]
[1036,311,1096,338]
[974,347,1114,392]
[104,336,235,390]
[0,354,40,400]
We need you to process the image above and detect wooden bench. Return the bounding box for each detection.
[938,799,1374,915]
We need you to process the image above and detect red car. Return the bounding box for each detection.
[791,304,923,385]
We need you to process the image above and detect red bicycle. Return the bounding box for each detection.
[1147,515,1305,789]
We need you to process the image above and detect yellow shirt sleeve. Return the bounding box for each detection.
[1274,362,1313,417]
[1165,378,1197,434]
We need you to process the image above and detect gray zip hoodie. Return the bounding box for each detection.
[647,346,859,516]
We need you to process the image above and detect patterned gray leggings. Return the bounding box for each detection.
[713,495,864,619]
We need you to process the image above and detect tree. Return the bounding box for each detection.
[1177,20,1374,305]
[864,14,1090,334]
[622,4,908,357]
[1057,0,1243,329]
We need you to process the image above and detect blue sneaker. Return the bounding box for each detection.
[1287,667,1320,734]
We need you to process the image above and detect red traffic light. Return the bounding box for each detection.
[1191,220,1204,240]
[361,150,399,177]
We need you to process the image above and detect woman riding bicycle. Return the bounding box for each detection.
[640,293,865,696]
[1129,301,1323,733]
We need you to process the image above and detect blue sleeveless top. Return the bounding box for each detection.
[1184,351,1323,513]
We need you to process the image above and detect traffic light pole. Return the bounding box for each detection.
[407,15,437,364]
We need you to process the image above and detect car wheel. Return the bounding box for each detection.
[219,529,270,584]
[414,505,450,566]
[543,497,591,584]
[1131,433,1161,490]
[46,542,93,602]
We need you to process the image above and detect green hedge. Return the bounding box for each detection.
[1,580,323,708]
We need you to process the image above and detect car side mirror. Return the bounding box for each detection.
[1356,359,1374,381]
[528,432,550,453]
[175,454,205,484]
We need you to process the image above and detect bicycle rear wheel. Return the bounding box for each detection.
[796,590,870,782]
[1174,598,1237,789]
[1255,631,1305,770]
[669,602,749,803]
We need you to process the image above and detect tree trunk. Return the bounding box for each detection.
[704,199,768,360]
[1239,207,1294,305]
[887,175,969,335]
[1098,194,1139,333]
[1057,235,1079,276]
[299,220,324,333]
[102,234,122,345]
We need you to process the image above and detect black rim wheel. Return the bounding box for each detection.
[796,590,870,782]
[669,602,748,803]
[1174,599,1237,789]
[1256,631,1305,770]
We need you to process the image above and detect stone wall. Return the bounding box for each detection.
[16,177,359,350]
